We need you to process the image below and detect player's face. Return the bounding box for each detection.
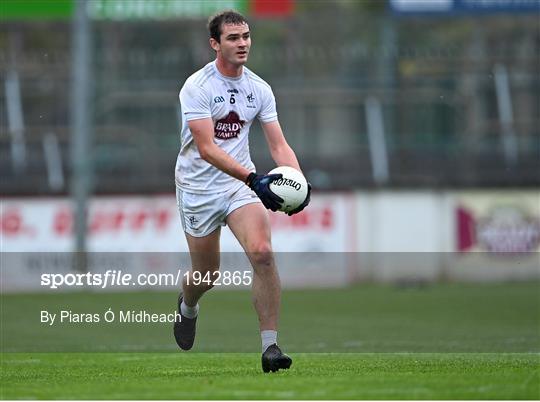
[216,23,251,66]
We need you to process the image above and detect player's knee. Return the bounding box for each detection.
[249,241,274,267]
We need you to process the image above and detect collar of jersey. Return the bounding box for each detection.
[212,60,245,82]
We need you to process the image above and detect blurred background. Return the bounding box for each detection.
[1,0,539,195]
[1,0,539,262]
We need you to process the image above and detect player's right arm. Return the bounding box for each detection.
[189,118,283,211]
[180,81,251,183]
[181,80,281,210]
[188,117,251,183]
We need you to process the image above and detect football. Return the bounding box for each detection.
[268,166,308,213]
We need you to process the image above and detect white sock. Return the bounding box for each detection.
[180,300,199,319]
[261,330,277,353]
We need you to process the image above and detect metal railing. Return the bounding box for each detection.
[1,12,539,194]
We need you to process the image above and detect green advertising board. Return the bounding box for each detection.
[1,0,248,21]
[1,0,73,20]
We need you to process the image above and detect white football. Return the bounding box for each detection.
[268,166,308,213]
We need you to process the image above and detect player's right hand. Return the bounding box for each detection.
[246,172,284,212]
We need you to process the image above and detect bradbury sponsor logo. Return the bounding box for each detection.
[273,177,302,191]
[477,207,540,253]
[457,205,540,253]
[214,111,245,139]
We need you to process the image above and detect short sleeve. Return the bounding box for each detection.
[257,86,278,123]
[179,81,212,121]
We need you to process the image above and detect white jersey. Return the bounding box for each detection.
[175,61,278,194]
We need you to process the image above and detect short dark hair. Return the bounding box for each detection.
[207,10,248,43]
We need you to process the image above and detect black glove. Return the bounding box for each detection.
[246,172,284,212]
[287,182,311,216]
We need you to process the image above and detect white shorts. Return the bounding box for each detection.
[176,183,261,237]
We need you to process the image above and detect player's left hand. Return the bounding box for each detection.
[287,182,311,216]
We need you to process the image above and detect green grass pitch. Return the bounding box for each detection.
[1,283,539,399]
[1,353,538,399]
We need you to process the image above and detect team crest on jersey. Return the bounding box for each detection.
[246,92,256,108]
[214,111,245,140]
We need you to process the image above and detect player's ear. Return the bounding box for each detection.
[209,38,220,52]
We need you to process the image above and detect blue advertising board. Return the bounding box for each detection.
[389,0,540,15]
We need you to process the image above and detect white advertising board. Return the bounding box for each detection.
[1,194,354,253]
[2,191,538,291]
[1,194,355,291]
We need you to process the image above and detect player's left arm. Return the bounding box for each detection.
[262,120,311,215]
[261,120,302,172]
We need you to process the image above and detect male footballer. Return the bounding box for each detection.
[173,10,311,372]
